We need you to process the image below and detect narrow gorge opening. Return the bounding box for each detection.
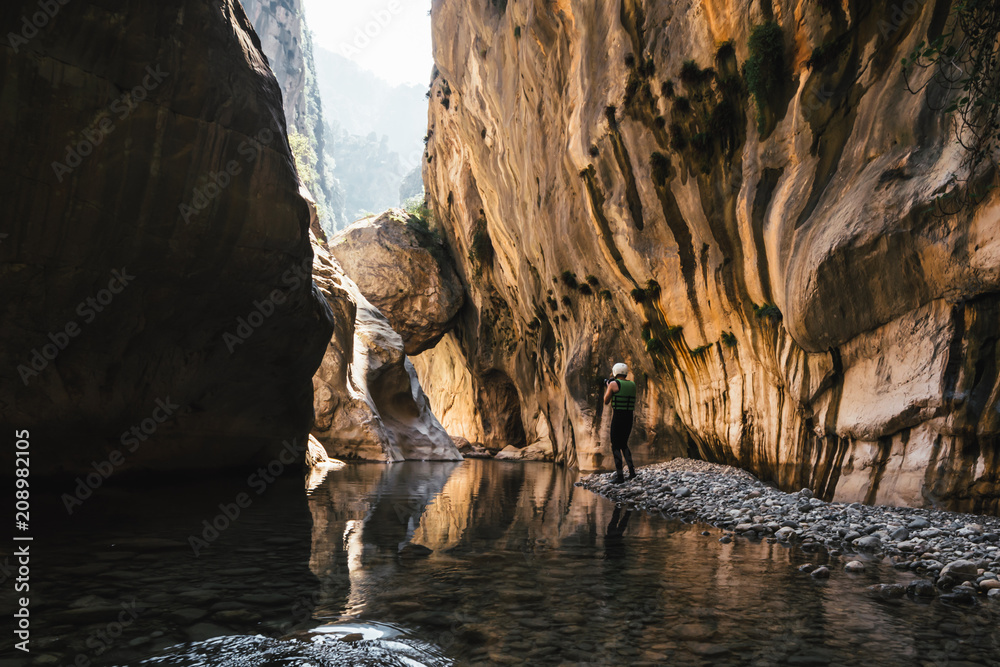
[4,0,1000,664]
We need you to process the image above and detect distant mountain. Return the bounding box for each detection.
[313,47,428,161]
[313,47,430,226]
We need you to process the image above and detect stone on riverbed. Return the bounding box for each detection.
[844,561,866,573]
[907,579,937,598]
[938,559,978,584]
[854,535,882,551]
[868,584,905,600]
[579,458,1000,600]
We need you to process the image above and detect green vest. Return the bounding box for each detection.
[611,379,636,411]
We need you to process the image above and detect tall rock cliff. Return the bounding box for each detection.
[242,0,345,230]
[0,0,333,474]
[241,6,460,462]
[421,0,1000,511]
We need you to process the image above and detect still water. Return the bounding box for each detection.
[3,460,1000,666]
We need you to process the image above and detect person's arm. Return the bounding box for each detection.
[603,380,619,405]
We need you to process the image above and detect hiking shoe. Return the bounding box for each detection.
[613,474,625,484]
[628,469,636,480]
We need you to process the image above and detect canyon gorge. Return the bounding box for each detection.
[3,0,1000,664]
[1,0,998,509]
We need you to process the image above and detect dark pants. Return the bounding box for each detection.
[610,409,635,476]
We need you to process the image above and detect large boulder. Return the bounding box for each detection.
[0,0,333,475]
[311,236,461,462]
[329,210,464,355]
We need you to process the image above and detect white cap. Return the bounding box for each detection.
[612,363,629,377]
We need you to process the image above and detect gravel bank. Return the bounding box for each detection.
[579,459,1000,602]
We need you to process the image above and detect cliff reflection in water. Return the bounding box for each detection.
[305,460,1000,666]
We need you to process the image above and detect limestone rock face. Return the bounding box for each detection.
[310,237,461,462]
[422,0,1000,511]
[329,210,465,355]
[241,0,308,135]
[411,333,485,445]
[0,0,333,475]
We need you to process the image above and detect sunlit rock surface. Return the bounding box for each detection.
[421,0,1000,511]
[311,237,460,462]
[411,333,485,445]
[329,210,465,355]
[0,0,333,474]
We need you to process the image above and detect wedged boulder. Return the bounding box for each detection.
[310,237,461,462]
[0,0,333,475]
[329,210,464,355]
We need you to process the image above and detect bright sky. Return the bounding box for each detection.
[302,0,434,87]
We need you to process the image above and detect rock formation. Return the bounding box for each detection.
[311,231,460,462]
[0,0,333,475]
[242,0,344,230]
[420,0,1000,512]
[329,210,465,355]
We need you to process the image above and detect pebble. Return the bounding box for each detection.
[844,560,865,573]
[581,458,1000,600]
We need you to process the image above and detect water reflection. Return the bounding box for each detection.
[305,460,1000,666]
[5,461,1000,666]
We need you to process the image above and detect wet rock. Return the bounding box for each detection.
[811,566,831,579]
[867,584,906,600]
[854,535,882,551]
[890,527,909,541]
[907,579,938,598]
[939,589,978,606]
[939,559,979,584]
[775,527,796,541]
[844,561,866,573]
[908,517,931,530]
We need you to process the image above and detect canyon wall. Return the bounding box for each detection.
[243,6,461,463]
[0,0,334,474]
[421,0,1000,511]
[242,0,345,230]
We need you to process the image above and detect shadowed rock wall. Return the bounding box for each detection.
[0,0,333,474]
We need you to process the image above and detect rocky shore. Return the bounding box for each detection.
[580,459,1000,603]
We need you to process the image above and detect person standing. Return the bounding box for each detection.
[603,362,636,484]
